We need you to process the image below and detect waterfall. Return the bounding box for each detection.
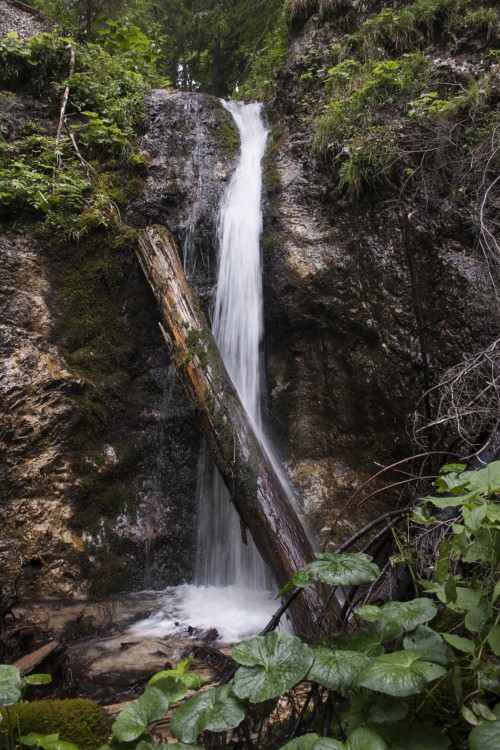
[131,101,282,642]
[195,101,269,590]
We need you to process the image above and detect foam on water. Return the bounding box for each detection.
[129,584,278,643]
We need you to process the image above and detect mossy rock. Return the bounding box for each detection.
[0,699,110,750]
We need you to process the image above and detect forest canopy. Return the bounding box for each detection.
[31,0,285,95]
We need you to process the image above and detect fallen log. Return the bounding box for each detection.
[137,225,338,639]
[12,641,62,676]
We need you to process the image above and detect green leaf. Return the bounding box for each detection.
[331,619,402,656]
[39,741,80,750]
[149,659,203,691]
[282,734,345,750]
[112,686,172,741]
[442,633,476,653]
[464,461,500,496]
[357,599,437,632]
[403,626,449,665]
[142,676,187,703]
[487,625,500,656]
[469,717,500,750]
[20,734,60,746]
[307,647,370,690]
[232,632,314,702]
[439,463,467,474]
[0,665,21,706]
[345,727,388,750]
[170,685,245,744]
[464,602,490,635]
[22,674,52,686]
[463,502,487,531]
[281,735,345,750]
[280,553,379,595]
[357,651,446,697]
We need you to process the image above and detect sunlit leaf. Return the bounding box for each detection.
[357,651,446,697]
[232,632,314,702]
[307,647,370,690]
[170,686,245,743]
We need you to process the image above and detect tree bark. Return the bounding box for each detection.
[137,225,338,639]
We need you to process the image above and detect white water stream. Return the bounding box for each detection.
[132,101,284,642]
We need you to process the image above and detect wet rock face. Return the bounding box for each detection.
[262,23,496,541]
[0,65,239,596]
[129,90,239,311]
[0,230,83,593]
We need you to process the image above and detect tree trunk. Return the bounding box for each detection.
[136,225,338,639]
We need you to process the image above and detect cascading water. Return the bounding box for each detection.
[195,100,270,591]
[131,100,286,642]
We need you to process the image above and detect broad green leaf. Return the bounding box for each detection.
[357,651,446,697]
[112,686,172,741]
[142,676,187,703]
[170,685,245,743]
[280,553,379,594]
[281,735,345,750]
[487,625,500,656]
[423,584,482,612]
[469,717,500,750]
[357,599,437,632]
[232,632,314,702]
[39,741,80,750]
[423,494,474,509]
[331,619,402,657]
[403,626,449,665]
[463,529,500,565]
[148,658,203,691]
[463,502,488,531]
[307,647,370,690]
[22,674,52,686]
[463,461,500,496]
[377,721,450,749]
[20,734,60,746]
[464,602,490,635]
[439,463,467,474]
[442,633,476,653]
[0,665,21,706]
[345,727,388,750]
[486,503,500,523]
[472,702,498,721]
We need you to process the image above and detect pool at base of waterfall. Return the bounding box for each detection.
[130,584,282,643]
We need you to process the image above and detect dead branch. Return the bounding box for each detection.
[55,43,75,161]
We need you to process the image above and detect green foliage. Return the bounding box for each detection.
[0,696,108,750]
[170,686,245,743]
[232,633,314,702]
[238,13,288,100]
[280,552,379,595]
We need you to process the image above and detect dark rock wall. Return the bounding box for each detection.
[0,13,238,597]
[261,12,497,543]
